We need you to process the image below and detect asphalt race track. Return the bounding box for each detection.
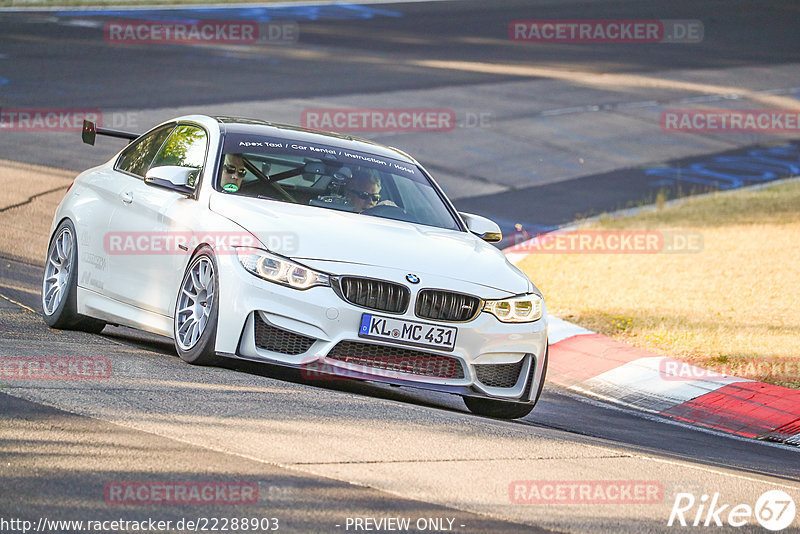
[1,1,799,532]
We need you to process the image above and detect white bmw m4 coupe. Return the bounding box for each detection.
[42,115,548,419]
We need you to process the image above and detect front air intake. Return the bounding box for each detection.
[336,276,410,313]
[415,289,481,322]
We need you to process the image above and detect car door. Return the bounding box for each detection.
[105,123,209,317]
[80,124,175,297]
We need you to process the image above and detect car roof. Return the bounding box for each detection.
[213,116,417,164]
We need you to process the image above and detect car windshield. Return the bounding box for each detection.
[216,133,460,231]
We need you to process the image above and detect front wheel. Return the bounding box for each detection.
[41,219,106,334]
[173,248,221,365]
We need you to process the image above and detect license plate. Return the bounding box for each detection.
[358,313,457,352]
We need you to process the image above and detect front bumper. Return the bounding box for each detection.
[215,254,548,402]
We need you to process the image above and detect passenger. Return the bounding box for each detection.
[344,170,382,212]
[221,153,247,192]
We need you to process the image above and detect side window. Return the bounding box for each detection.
[115,124,175,178]
[150,125,208,188]
[392,174,455,229]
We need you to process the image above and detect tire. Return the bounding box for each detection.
[41,219,107,334]
[173,247,221,365]
[463,346,549,420]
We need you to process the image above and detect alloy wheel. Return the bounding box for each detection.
[42,227,73,316]
[175,256,216,350]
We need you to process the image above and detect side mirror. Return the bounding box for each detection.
[460,212,502,243]
[144,166,197,196]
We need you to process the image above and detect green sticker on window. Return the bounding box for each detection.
[223,183,239,193]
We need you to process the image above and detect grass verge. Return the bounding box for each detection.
[517,180,800,389]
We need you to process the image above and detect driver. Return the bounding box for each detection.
[344,170,382,212]
[220,153,247,193]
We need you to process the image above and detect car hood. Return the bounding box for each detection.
[209,194,532,294]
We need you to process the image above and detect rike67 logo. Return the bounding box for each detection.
[668,490,796,531]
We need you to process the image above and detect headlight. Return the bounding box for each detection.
[235,247,330,290]
[483,294,543,323]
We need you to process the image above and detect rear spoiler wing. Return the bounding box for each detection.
[81,120,139,146]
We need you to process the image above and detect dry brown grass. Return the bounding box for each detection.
[518,180,800,388]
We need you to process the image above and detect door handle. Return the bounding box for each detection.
[120,191,133,204]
